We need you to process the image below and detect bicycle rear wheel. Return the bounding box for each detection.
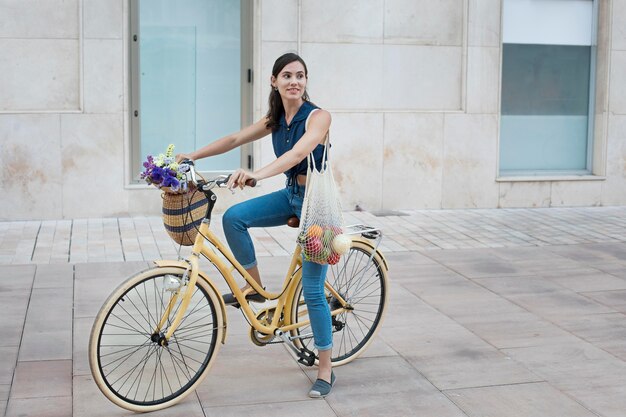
[290,241,388,366]
[89,267,223,412]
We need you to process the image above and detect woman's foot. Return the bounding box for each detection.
[222,286,265,307]
[308,371,335,398]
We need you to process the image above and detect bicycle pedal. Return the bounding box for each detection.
[297,349,317,367]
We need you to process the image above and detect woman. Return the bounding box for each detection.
[176,53,335,398]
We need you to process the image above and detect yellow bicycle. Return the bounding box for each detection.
[88,163,389,412]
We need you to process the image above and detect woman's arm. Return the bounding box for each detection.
[176,117,270,162]
[228,110,332,189]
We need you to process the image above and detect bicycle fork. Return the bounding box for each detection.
[153,258,199,346]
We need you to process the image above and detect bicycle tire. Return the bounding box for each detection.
[89,266,223,412]
[289,241,388,366]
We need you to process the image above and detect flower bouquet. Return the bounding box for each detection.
[140,144,191,194]
[141,144,207,246]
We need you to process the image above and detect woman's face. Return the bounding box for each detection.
[271,60,307,101]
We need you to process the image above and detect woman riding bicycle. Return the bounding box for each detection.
[176,52,336,398]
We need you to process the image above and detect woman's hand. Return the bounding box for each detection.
[175,153,195,163]
[227,169,257,190]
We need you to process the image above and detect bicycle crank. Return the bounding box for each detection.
[249,307,279,346]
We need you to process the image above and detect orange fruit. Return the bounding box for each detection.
[307,224,323,238]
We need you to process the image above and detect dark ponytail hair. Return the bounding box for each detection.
[265,53,310,132]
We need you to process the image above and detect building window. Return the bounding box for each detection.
[130,0,252,180]
[499,0,597,176]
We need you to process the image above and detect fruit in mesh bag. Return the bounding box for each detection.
[305,236,323,259]
[331,233,351,255]
[307,224,323,238]
[327,251,341,265]
[322,229,334,246]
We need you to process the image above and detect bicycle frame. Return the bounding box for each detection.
[157,219,349,343]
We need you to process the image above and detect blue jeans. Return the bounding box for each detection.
[222,184,332,351]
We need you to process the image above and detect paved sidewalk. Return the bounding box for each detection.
[1,207,626,416]
[2,206,626,265]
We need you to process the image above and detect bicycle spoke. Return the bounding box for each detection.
[93,272,219,407]
[290,246,386,364]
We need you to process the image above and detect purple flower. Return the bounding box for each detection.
[162,176,180,191]
[150,166,165,184]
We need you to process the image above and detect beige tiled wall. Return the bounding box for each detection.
[1,0,625,220]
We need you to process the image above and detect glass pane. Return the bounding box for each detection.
[502,44,590,116]
[500,115,588,171]
[139,0,241,172]
[503,0,593,46]
[499,43,591,173]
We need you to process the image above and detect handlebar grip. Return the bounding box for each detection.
[245,178,257,188]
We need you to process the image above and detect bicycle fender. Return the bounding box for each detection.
[153,260,228,344]
[350,237,389,272]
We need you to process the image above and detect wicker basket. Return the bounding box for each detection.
[162,189,209,246]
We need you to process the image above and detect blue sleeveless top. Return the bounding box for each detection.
[271,101,326,182]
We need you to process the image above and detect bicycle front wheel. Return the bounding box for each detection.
[290,241,388,366]
[88,267,223,412]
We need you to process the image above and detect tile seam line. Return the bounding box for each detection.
[6,266,37,410]
[28,222,43,263]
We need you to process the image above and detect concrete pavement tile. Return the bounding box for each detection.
[0,384,9,402]
[509,257,592,275]
[74,274,126,318]
[73,374,205,417]
[402,278,530,321]
[441,259,522,278]
[0,401,6,417]
[564,381,626,417]
[73,317,93,376]
[378,306,484,357]
[23,287,73,331]
[73,261,149,319]
[5,396,71,417]
[542,270,626,293]
[382,288,446,329]
[502,342,626,391]
[385,251,440,265]
[19,287,73,361]
[0,291,30,347]
[548,243,626,264]
[196,338,311,407]
[421,248,501,264]
[460,312,577,349]
[315,356,467,417]
[74,261,150,281]
[203,399,337,417]
[556,313,626,361]
[389,262,462,284]
[580,289,626,312]
[354,336,398,360]
[378,316,542,390]
[33,263,74,289]
[586,261,626,279]
[475,276,616,318]
[19,329,72,362]
[446,382,598,417]
[11,360,71,399]
[404,345,542,390]
[0,265,36,291]
[489,246,573,262]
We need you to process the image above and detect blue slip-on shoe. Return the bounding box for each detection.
[308,372,336,398]
[222,290,266,308]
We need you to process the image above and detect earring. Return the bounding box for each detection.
[274,87,278,92]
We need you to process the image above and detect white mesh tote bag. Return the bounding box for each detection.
[297,110,350,265]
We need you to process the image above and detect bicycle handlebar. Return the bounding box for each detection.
[181,159,256,191]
